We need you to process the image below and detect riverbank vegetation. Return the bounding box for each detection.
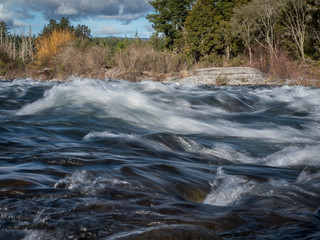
[0,0,320,86]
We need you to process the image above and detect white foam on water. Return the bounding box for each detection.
[203,167,314,207]
[203,167,256,206]
[297,169,320,186]
[33,209,48,225]
[83,131,255,165]
[16,79,110,115]
[202,143,254,163]
[83,131,135,141]
[54,170,130,195]
[22,230,48,240]
[14,79,320,144]
[264,145,320,167]
[254,86,320,119]
[83,130,173,152]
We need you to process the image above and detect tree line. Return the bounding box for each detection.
[0,21,35,64]
[147,0,320,64]
[0,0,319,82]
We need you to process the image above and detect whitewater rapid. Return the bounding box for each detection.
[0,78,319,239]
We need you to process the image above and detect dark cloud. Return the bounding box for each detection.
[0,0,152,25]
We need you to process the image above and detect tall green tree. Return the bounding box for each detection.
[214,0,245,60]
[75,24,92,40]
[306,0,320,59]
[231,3,256,64]
[0,21,9,47]
[147,0,195,50]
[0,21,9,38]
[40,17,91,41]
[184,0,219,61]
[40,17,74,37]
[184,0,249,62]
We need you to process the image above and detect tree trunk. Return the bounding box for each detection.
[29,25,33,61]
[0,27,2,47]
[13,33,16,59]
[21,36,25,62]
[248,46,252,65]
[226,45,230,63]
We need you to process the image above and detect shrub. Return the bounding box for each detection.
[0,60,7,75]
[35,29,75,68]
[54,44,110,79]
[196,53,223,68]
[252,47,302,81]
[115,42,191,81]
[216,74,229,86]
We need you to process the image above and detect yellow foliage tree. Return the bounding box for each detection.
[35,29,75,67]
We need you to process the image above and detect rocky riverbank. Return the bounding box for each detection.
[2,66,319,87]
[162,67,273,86]
[105,66,274,85]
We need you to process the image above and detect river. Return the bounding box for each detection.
[0,78,319,239]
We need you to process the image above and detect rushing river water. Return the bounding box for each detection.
[0,78,320,239]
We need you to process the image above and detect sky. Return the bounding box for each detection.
[0,0,155,38]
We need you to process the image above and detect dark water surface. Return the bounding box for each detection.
[0,78,320,239]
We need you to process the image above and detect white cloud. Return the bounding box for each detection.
[55,3,78,15]
[1,0,152,22]
[96,26,122,36]
[12,19,28,28]
[0,0,154,34]
[0,4,13,23]
[98,13,146,24]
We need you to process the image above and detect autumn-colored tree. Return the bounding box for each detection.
[35,29,75,67]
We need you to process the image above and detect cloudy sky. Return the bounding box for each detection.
[0,0,155,37]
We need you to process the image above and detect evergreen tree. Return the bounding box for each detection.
[75,24,92,40]
[40,17,91,41]
[147,0,194,50]
[40,17,75,37]
[0,21,9,38]
[184,0,216,60]
[59,17,73,31]
[306,0,320,59]
[213,0,238,60]
[184,0,247,61]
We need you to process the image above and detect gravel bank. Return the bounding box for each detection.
[163,67,270,85]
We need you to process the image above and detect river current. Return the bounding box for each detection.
[0,78,320,239]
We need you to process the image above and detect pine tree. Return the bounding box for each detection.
[147,0,195,50]
[184,0,219,61]
[0,21,9,47]
[184,0,246,61]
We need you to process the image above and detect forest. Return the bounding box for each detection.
[0,0,319,85]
